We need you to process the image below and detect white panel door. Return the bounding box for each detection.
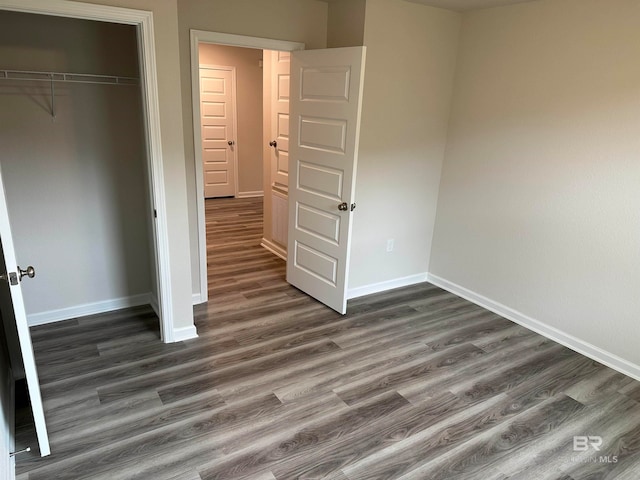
[200,66,237,198]
[270,50,291,188]
[0,165,49,457]
[287,47,366,314]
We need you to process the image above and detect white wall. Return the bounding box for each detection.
[349,0,460,291]
[177,0,329,295]
[0,11,152,320]
[430,0,640,368]
[327,0,366,48]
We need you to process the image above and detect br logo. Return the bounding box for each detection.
[573,436,603,451]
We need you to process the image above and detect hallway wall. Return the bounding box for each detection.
[199,43,264,196]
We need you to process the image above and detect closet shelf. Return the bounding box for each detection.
[0,69,138,85]
[1,69,138,120]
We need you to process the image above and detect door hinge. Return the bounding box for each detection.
[350,203,356,212]
[154,209,158,218]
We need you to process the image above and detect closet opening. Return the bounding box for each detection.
[0,10,158,328]
[0,8,163,456]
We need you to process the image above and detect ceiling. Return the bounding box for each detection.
[323,0,538,12]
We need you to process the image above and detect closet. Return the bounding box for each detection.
[0,10,155,325]
[0,9,155,456]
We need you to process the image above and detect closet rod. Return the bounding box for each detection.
[0,69,138,85]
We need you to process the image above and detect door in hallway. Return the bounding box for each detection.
[200,66,237,198]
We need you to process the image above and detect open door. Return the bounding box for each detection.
[0,165,50,457]
[286,47,366,314]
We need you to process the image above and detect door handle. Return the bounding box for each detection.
[338,202,348,211]
[18,265,35,281]
[227,140,235,146]
[269,140,277,148]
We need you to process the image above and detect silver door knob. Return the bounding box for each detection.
[18,265,35,281]
[269,140,277,148]
[227,140,235,146]
[338,202,348,211]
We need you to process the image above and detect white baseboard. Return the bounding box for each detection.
[347,273,429,300]
[172,325,199,342]
[427,273,640,382]
[192,292,207,305]
[261,238,287,261]
[237,190,264,198]
[27,293,152,327]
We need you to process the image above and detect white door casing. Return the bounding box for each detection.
[286,47,367,314]
[200,66,238,198]
[0,165,49,457]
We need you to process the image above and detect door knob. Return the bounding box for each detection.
[338,202,348,211]
[269,140,277,148]
[227,140,235,146]
[18,265,35,281]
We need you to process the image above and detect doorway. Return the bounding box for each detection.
[191,31,304,304]
[191,32,367,314]
[196,44,289,280]
[0,10,155,326]
[198,44,264,200]
[0,0,175,342]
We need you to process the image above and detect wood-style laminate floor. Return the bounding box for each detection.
[16,197,640,479]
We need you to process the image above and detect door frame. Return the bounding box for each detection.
[0,0,176,342]
[197,64,240,199]
[190,30,304,304]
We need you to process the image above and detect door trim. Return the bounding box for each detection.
[198,64,239,199]
[190,30,304,304]
[0,0,175,342]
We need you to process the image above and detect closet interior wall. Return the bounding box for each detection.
[0,11,154,325]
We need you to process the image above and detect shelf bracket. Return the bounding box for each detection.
[50,74,56,120]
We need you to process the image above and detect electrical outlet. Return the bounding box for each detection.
[386,239,394,252]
